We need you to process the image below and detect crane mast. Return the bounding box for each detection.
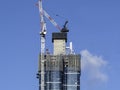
[38,0,46,90]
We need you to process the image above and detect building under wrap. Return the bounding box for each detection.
[37,32,81,90]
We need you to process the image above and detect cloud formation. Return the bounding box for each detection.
[80,50,108,82]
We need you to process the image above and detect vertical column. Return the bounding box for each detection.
[63,55,81,90]
[40,36,45,90]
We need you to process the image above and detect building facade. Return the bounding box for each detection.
[37,32,81,90]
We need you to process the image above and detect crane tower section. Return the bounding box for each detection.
[36,0,81,90]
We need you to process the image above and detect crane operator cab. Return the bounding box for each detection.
[61,21,69,33]
[40,30,47,37]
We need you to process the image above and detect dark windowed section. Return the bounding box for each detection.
[63,66,80,90]
[45,71,63,90]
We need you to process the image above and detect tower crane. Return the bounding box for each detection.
[37,0,69,90]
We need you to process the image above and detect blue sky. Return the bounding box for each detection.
[0,0,120,90]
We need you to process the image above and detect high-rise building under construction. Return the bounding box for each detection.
[37,32,81,90]
[36,0,81,90]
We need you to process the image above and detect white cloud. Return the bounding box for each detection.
[80,49,108,82]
